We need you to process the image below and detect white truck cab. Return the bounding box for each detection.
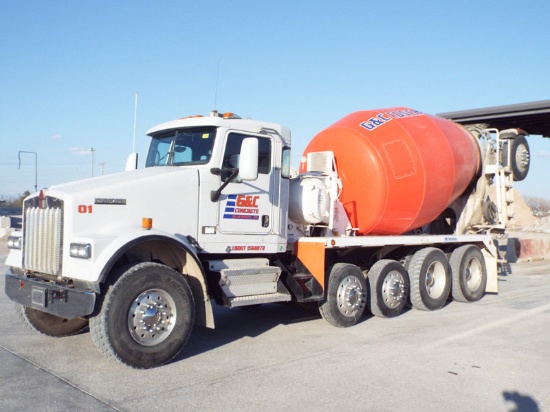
[143,112,292,254]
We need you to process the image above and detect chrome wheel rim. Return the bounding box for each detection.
[336,275,365,316]
[424,261,446,298]
[465,257,482,291]
[128,289,176,346]
[382,270,406,308]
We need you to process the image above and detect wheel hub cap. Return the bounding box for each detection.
[465,258,482,291]
[128,289,177,346]
[337,276,365,316]
[382,271,406,308]
[516,144,530,170]
[425,262,445,298]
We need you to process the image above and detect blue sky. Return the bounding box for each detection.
[1,0,550,199]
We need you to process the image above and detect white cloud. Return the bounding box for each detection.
[535,150,550,158]
[51,133,63,140]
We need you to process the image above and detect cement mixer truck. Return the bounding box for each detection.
[5,101,548,368]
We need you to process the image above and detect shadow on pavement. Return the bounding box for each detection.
[503,390,539,412]
[177,302,372,363]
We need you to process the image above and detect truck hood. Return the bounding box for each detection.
[43,167,192,197]
[32,167,201,239]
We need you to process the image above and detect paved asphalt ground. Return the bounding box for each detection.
[1,240,549,412]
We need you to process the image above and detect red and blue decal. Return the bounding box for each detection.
[223,194,260,220]
[359,109,424,131]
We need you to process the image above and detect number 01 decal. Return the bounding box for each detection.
[78,205,93,213]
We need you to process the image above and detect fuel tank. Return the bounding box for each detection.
[299,108,481,235]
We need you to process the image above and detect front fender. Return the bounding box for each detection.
[95,229,200,283]
[65,227,215,329]
[61,227,198,284]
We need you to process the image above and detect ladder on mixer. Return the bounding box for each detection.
[482,128,516,230]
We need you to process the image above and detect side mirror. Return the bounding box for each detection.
[239,138,258,181]
[125,152,138,171]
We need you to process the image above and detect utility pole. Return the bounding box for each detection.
[18,151,38,192]
[89,147,96,177]
[99,162,105,176]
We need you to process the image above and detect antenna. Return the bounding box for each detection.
[125,93,139,171]
[132,92,138,152]
[213,60,220,109]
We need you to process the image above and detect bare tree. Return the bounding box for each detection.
[524,195,550,217]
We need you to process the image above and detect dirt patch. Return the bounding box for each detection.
[509,189,538,229]
[509,189,550,233]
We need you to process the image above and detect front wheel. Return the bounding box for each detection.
[16,304,89,337]
[319,263,366,327]
[90,262,195,369]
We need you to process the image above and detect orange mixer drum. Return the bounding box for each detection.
[300,108,481,235]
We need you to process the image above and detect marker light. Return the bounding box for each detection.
[70,243,92,259]
[142,218,153,230]
[7,236,22,250]
[222,112,241,119]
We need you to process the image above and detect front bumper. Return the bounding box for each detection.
[5,273,96,319]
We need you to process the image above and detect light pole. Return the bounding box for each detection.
[89,147,96,177]
[18,151,38,192]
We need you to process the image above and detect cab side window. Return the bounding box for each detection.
[222,133,271,181]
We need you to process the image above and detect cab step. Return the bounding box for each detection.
[228,292,291,308]
[206,258,292,308]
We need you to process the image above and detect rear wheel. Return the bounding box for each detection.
[319,263,366,327]
[16,304,89,337]
[368,260,409,318]
[90,262,194,369]
[409,248,451,311]
[450,245,487,302]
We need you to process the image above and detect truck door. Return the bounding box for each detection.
[218,133,273,235]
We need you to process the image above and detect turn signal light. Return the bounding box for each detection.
[142,218,153,230]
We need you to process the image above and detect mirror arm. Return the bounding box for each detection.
[211,168,239,202]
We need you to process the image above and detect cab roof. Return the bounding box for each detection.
[146,112,291,146]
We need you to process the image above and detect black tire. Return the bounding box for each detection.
[90,262,195,369]
[510,134,530,181]
[409,248,451,311]
[450,245,487,302]
[299,301,321,311]
[368,260,409,318]
[319,263,366,327]
[16,304,89,337]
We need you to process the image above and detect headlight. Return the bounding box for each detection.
[70,243,92,259]
[7,236,22,250]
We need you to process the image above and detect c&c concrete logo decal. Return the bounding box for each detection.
[223,194,260,220]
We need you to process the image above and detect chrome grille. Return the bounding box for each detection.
[24,207,63,276]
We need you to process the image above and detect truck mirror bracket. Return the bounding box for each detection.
[211,168,239,202]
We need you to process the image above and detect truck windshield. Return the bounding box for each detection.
[145,127,216,167]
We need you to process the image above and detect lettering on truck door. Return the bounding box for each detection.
[218,133,273,234]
